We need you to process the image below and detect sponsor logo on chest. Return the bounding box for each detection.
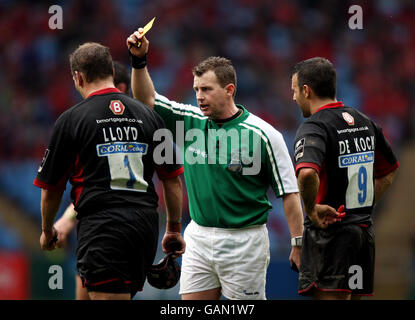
[109,100,125,115]
[342,112,354,126]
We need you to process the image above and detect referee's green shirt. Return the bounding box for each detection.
[154,93,298,228]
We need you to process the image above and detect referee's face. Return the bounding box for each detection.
[292,73,310,117]
[193,70,230,120]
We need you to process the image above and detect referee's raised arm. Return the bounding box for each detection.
[126,28,155,108]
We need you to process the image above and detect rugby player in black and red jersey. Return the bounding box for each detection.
[34,42,185,300]
[52,60,144,300]
[292,57,399,300]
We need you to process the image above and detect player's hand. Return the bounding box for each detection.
[40,227,58,251]
[309,204,345,229]
[161,231,186,258]
[53,216,75,248]
[289,246,301,272]
[126,28,149,57]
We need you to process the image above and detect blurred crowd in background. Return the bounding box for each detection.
[0,0,414,299]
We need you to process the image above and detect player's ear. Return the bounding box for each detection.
[302,85,311,98]
[74,71,84,87]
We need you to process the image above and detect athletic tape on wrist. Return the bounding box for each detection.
[129,52,147,69]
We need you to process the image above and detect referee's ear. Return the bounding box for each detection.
[225,83,236,98]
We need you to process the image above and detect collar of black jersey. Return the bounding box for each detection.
[316,101,344,113]
[208,105,249,129]
[87,87,122,98]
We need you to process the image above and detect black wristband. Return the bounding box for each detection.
[130,51,147,69]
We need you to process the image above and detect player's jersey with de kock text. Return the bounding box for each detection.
[33,88,183,217]
[294,101,399,226]
[153,93,299,228]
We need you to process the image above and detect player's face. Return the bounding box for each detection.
[291,73,310,117]
[193,70,229,120]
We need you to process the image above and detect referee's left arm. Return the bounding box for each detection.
[282,192,304,238]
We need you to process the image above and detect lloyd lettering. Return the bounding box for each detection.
[102,126,138,142]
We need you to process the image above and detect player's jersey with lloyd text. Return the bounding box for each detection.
[294,101,399,226]
[34,88,183,217]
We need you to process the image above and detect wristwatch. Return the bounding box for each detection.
[291,236,303,247]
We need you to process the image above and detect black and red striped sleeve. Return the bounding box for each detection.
[33,111,76,191]
[154,141,184,180]
[294,121,327,177]
[155,165,184,180]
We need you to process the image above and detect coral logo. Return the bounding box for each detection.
[96,142,148,156]
[339,151,374,168]
[109,100,125,115]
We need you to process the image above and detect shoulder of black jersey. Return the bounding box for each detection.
[310,105,352,124]
[299,114,325,128]
[342,105,380,129]
[348,106,373,123]
[127,96,166,121]
[312,106,338,119]
[295,116,327,141]
[121,94,152,110]
[123,95,167,127]
[68,92,140,114]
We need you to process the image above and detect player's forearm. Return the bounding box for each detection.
[297,168,320,217]
[282,192,304,237]
[162,176,183,228]
[131,67,155,108]
[41,188,64,231]
[374,169,398,204]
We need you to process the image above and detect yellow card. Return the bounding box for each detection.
[137,17,155,47]
[141,17,155,36]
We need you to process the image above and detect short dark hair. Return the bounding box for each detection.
[192,56,237,92]
[293,57,337,99]
[113,61,130,92]
[69,42,114,83]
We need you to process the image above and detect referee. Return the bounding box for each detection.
[126,28,304,300]
[292,57,399,299]
[34,42,185,300]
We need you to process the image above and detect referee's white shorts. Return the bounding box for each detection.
[179,220,270,300]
